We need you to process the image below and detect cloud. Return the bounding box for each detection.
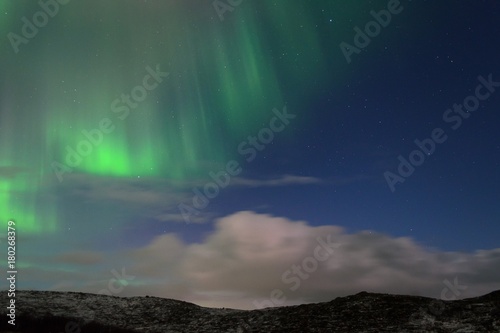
[127,234,185,277]
[52,251,103,265]
[61,173,186,205]
[20,211,500,310]
[231,175,322,187]
[229,173,372,188]
[0,166,29,179]
[56,173,196,225]
[55,173,325,226]
[153,212,212,224]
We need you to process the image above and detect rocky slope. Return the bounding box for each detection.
[1,290,499,332]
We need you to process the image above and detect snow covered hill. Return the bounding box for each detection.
[1,289,499,332]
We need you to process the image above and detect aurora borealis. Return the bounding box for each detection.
[1,0,500,310]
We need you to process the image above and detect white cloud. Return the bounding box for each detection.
[20,211,500,310]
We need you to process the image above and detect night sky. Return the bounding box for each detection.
[1,0,499,309]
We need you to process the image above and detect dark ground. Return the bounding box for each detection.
[1,290,499,332]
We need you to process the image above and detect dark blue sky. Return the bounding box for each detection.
[177,0,500,252]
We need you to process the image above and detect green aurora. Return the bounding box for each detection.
[0,0,405,234]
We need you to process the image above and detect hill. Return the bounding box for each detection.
[1,290,499,332]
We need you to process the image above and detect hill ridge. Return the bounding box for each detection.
[1,289,499,332]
